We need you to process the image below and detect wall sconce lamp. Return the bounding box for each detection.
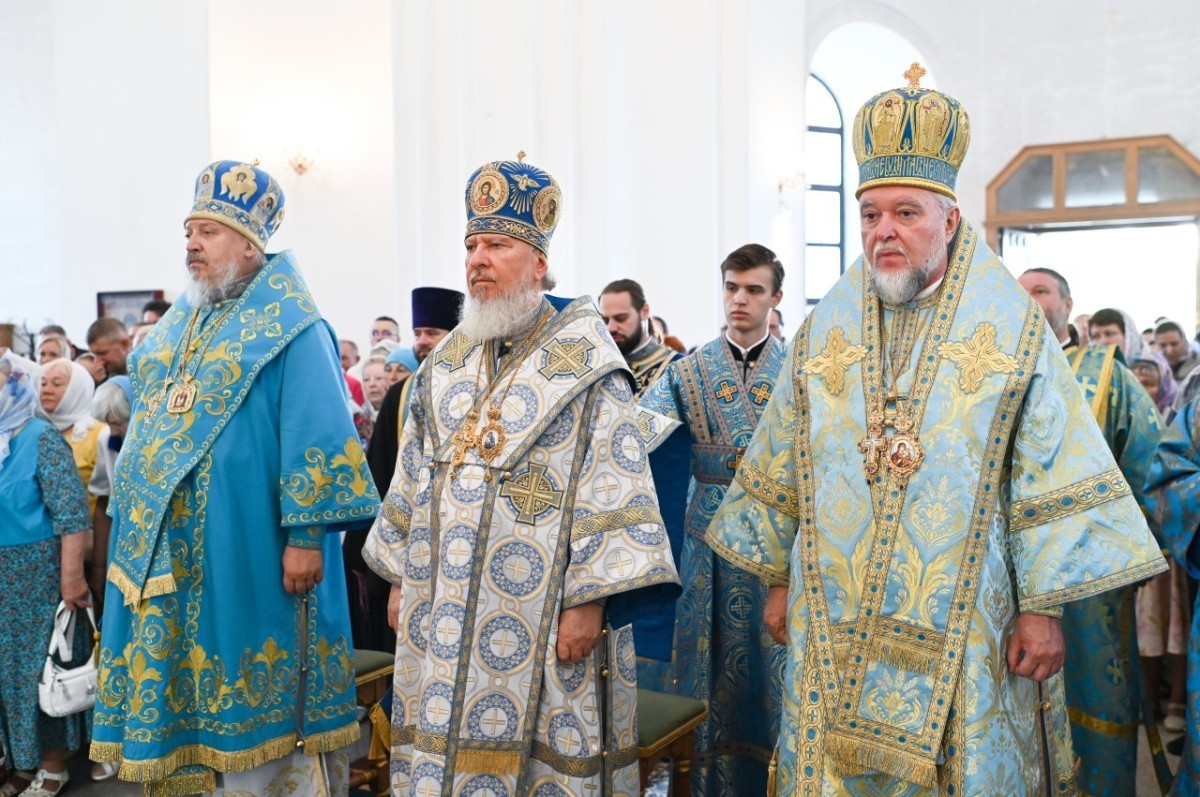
[289,151,315,176]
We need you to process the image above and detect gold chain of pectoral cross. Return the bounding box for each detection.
[147,302,238,416]
[857,298,933,482]
[449,307,553,481]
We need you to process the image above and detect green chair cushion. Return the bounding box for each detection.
[637,688,707,747]
[354,648,395,679]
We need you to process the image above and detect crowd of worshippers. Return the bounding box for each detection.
[5,66,1200,797]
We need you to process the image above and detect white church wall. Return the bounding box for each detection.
[207,0,398,350]
[0,1,210,344]
[389,0,809,348]
[0,2,61,340]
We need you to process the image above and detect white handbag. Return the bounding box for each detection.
[37,601,98,717]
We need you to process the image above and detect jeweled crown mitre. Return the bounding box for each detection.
[852,63,970,200]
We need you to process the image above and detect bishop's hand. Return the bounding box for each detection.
[765,585,788,645]
[1006,612,1065,682]
[282,546,324,594]
[556,602,604,663]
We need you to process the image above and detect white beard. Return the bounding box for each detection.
[184,258,240,306]
[459,285,543,341]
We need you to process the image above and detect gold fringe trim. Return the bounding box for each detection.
[875,640,939,676]
[766,747,779,797]
[91,721,360,783]
[107,561,177,607]
[456,748,523,774]
[826,730,937,789]
[368,702,391,763]
[145,771,216,797]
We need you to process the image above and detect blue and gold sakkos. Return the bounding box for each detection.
[707,221,1166,795]
[91,252,379,793]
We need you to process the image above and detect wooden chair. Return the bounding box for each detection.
[636,689,708,796]
[349,649,394,797]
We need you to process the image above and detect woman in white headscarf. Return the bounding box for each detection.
[0,356,91,796]
[36,360,110,518]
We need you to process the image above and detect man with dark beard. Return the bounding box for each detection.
[599,279,677,398]
[363,155,679,795]
[91,160,379,795]
[705,67,1165,795]
[598,279,688,665]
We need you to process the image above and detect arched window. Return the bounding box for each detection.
[804,73,845,305]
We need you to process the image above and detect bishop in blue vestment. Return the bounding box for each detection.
[91,161,379,795]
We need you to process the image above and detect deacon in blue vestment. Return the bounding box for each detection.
[636,245,789,796]
[1146,398,1200,796]
[91,161,379,796]
[1020,268,1170,795]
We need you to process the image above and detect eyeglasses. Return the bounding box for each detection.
[371,329,397,339]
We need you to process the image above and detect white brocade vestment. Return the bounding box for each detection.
[364,296,680,796]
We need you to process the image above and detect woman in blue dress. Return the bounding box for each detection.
[0,356,91,797]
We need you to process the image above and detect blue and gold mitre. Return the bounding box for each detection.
[464,153,561,254]
[185,160,285,251]
[852,63,970,200]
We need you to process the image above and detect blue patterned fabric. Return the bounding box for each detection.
[186,160,285,251]
[1061,344,1168,796]
[464,157,561,253]
[0,423,92,769]
[1147,399,1200,796]
[92,253,379,793]
[636,335,789,796]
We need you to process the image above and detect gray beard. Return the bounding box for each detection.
[459,286,543,341]
[869,247,942,305]
[184,258,241,306]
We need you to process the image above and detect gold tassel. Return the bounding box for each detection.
[93,722,360,783]
[108,563,177,606]
[875,641,939,676]
[456,748,522,774]
[767,747,779,797]
[145,771,216,797]
[826,730,937,789]
[368,702,391,763]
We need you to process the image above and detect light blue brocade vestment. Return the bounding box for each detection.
[91,252,380,795]
[707,222,1165,796]
[1146,399,1200,796]
[1061,344,1168,797]
[362,296,680,796]
[635,334,789,797]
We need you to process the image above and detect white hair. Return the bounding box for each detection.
[91,380,131,424]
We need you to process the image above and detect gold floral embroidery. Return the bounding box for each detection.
[939,323,1018,393]
[802,327,866,395]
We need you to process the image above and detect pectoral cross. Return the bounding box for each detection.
[449,414,478,478]
[858,412,886,480]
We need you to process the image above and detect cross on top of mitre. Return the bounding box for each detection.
[904,62,926,89]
